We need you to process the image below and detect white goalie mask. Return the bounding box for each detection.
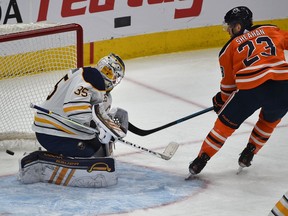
[97,53,125,91]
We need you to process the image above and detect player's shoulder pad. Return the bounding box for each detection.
[219,24,278,57]
[252,24,277,29]
[82,67,106,91]
[219,38,234,57]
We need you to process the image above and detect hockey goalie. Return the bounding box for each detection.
[18,53,128,188]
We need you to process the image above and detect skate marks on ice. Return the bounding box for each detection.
[0,161,206,216]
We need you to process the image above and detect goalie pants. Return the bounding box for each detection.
[36,133,102,157]
[199,80,288,157]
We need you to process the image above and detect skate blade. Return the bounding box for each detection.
[236,166,244,175]
[185,173,197,180]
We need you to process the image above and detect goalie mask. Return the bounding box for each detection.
[97,53,125,91]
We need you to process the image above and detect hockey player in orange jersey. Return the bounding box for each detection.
[189,6,288,175]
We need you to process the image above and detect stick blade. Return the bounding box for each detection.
[161,142,179,160]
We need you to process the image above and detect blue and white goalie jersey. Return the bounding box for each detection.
[32,67,111,140]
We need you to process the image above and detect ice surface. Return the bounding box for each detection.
[0,48,287,216]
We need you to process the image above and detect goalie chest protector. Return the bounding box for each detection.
[18,151,117,188]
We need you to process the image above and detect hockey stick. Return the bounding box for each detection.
[118,139,179,160]
[128,106,214,136]
[30,103,179,160]
[30,103,95,132]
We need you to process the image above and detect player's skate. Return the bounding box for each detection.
[189,153,210,175]
[238,143,256,167]
[237,143,256,174]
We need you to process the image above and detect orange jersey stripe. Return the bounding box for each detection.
[236,66,288,89]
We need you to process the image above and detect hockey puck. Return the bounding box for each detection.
[6,149,15,155]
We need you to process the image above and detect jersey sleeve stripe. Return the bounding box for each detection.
[236,68,288,83]
[63,105,91,113]
[239,60,286,72]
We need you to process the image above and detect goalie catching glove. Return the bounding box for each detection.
[92,104,128,144]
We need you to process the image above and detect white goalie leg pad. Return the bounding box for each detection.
[18,154,42,184]
[18,151,117,188]
[104,141,115,157]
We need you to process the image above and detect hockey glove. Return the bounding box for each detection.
[212,92,224,113]
[90,120,112,144]
[92,105,126,143]
[108,107,128,134]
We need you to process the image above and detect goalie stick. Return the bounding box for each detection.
[30,103,179,160]
[128,106,214,136]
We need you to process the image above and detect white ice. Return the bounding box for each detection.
[1,48,288,216]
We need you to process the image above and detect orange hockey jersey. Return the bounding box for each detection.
[219,25,288,101]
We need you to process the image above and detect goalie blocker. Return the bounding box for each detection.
[18,151,117,188]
